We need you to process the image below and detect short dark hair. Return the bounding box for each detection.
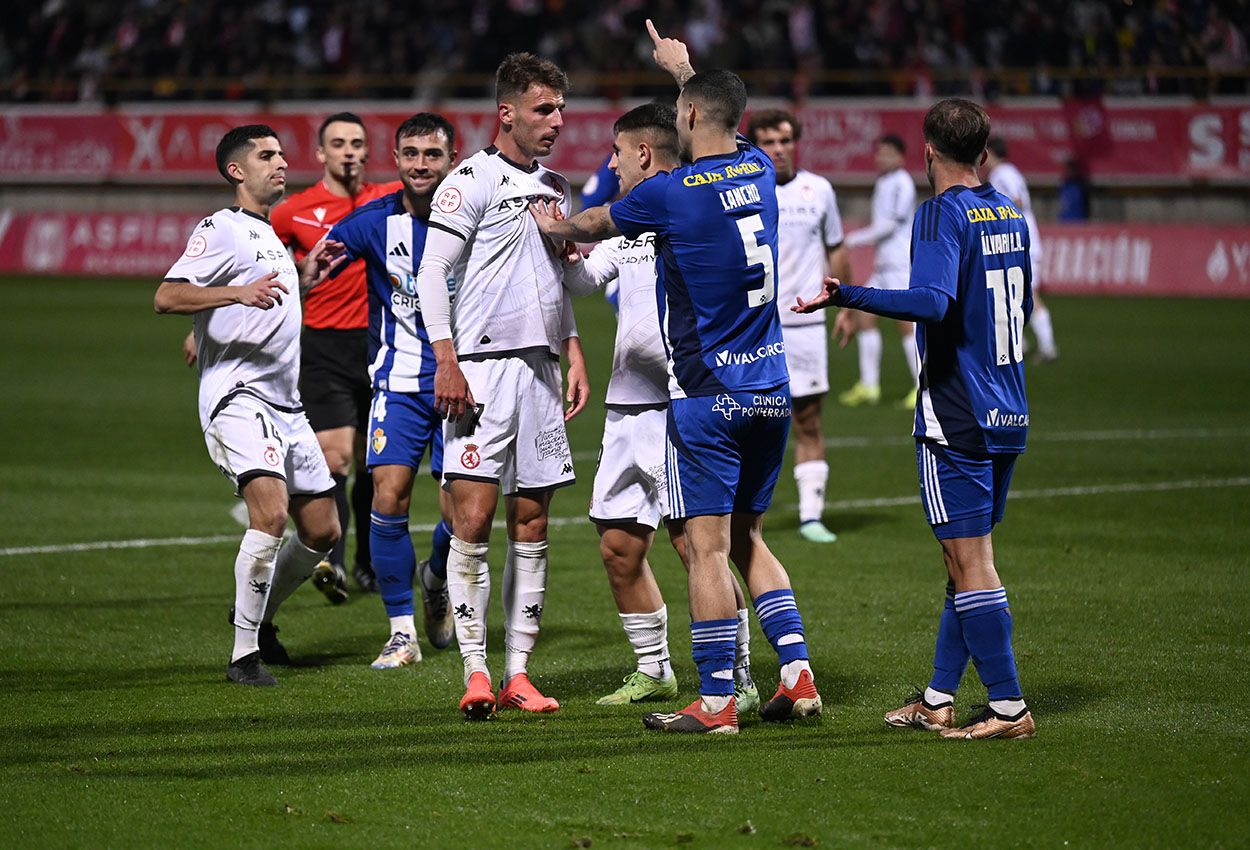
[986,136,1009,159]
[682,69,748,131]
[923,98,991,166]
[394,112,456,151]
[215,124,278,184]
[612,103,680,162]
[317,112,366,146]
[879,134,906,155]
[495,52,569,104]
[746,109,802,143]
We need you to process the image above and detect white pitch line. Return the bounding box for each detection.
[568,426,1250,461]
[3,476,1248,559]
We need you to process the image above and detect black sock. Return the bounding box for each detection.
[351,468,374,569]
[330,473,349,567]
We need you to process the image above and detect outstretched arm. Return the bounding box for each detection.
[792,277,951,324]
[530,203,620,244]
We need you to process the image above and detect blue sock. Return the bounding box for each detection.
[690,618,736,697]
[427,519,452,581]
[753,589,809,665]
[955,587,1021,700]
[929,580,969,696]
[370,511,415,618]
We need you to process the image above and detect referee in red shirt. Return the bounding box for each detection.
[271,112,400,601]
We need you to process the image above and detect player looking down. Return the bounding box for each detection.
[532,21,823,735]
[155,125,346,687]
[793,98,1037,740]
[414,53,590,719]
[560,103,760,713]
[325,113,460,669]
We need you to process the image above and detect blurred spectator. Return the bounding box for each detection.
[3,0,1248,101]
[1057,157,1091,222]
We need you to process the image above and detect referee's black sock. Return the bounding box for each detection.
[330,472,349,567]
[351,468,374,569]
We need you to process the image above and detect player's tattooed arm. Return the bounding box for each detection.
[530,203,620,244]
[646,19,695,88]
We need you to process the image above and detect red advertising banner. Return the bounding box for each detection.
[1,211,1247,297]
[1,100,1247,185]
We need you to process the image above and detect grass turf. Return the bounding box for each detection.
[0,279,1247,849]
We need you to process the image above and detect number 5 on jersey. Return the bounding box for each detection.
[737,214,776,308]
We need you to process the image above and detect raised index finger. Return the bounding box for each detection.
[645,18,662,45]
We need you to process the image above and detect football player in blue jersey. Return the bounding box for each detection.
[793,98,1036,740]
[531,20,823,735]
[325,113,460,669]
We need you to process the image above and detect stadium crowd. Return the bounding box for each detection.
[4,0,1247,101]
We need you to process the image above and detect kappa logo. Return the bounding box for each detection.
[199,217,215,230]
[457,166,474,178]
[313,207,327,224]
[250,579,270,595]
[388,242,410,257]
[461,443,481,469]
[523,603,543,620]
[500,175,510,185]
[248,230,260,240]
[562,462,572,475]
[454,603,474,619]
[712,394,741,420]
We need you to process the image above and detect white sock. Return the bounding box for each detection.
[231,529,283,662]
[1030,304,1057,356]
[900,331,919,386]
[262,534,327,622]
[447,536,490,681]
[702,694,732,713]
[857,328,882,390]
[389,614,416,638]
[780,658,813,689]
[990,697,1028,717]
[734,607,753,687]
[793,460,829,525]
[620,606,671,680]
[924,686,954,707]
[503,539,548,684]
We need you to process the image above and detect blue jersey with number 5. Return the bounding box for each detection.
[609,138,788,399]
[912,183,1032,454]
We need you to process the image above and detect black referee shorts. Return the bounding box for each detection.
[300,327,371,433]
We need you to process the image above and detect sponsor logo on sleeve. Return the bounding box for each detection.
[185,234,207,257]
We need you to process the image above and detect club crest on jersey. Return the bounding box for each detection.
[372,427,387,454]
[185,235,207,258]
[263,445,281,467]
[461,443,481,469]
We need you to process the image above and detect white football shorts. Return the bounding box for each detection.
[205,394,335,497]
[781,323,829,398]
[590,405,670,529]
[442,352,575,494]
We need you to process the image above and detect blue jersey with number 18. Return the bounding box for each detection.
[912,182,1033,454]
[609,138,788,400]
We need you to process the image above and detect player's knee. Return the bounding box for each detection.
[599,539,640,579]
[371,483,408,517]
[512,516,548,543]
[321,448,352,476]
[249,507,288,537]
[305,521,341,554]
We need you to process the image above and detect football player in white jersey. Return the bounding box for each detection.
[985,137,1058,362]
[559,103,760,711]
[414,54,589,719]
[747,109,851,544]
[155,125,346,687]
[841,135,919,409]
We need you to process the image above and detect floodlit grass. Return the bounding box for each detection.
[1,279,1247,848]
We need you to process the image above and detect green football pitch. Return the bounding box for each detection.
[1,279,1247,849]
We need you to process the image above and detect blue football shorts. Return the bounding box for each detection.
[666,386,790,518]
[916,439,1018,540]
[365,389,443,478]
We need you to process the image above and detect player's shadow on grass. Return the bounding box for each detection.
[766,511,893,535]
[1025,680,1105,716]
[0,593,218,613]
